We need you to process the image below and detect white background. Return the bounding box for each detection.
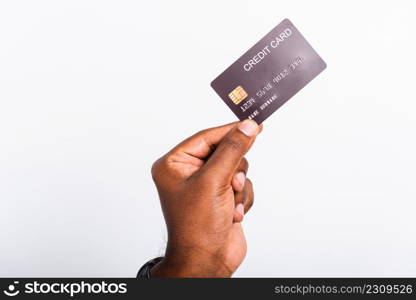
[1,0,415,277]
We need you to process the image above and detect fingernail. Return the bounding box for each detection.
[236,203,245,217]
[238,119,258,137]
[235,172,245,189]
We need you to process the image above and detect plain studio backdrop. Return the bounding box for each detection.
[1,0,415,277]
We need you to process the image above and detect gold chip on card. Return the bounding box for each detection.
[228,85,248,105]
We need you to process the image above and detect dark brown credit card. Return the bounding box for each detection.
[211,18,326,124]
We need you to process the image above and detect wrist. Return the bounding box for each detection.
[151,245,233,278]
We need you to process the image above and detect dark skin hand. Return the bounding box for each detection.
[150,120,262,277]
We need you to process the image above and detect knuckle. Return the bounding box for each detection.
[196,128,208,137]
[242,157,249,172]
[245,178,253,187]
[223,137,244,152]
[243,178,253,192]
[246,194,254,210]
[248,198,254,209]
[245,179,254,206]
[151,156,166,181]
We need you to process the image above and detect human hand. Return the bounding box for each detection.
[150,120,262,277]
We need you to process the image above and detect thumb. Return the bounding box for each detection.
[199,119,260,185]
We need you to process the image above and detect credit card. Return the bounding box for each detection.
[211,18,326,124]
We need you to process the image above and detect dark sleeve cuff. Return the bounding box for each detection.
[137,257,164,278]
